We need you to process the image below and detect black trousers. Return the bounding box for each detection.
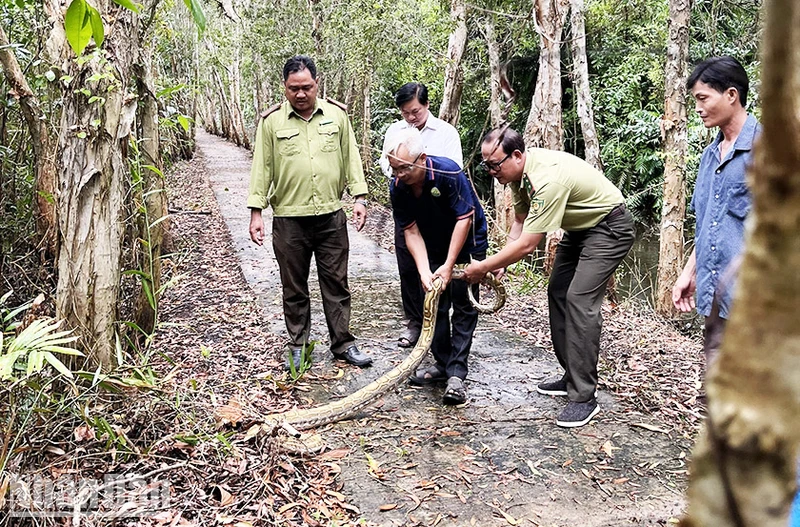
[395,222,424,333]
[547,207,635,401]
[429,252,485,381]
[272,209,355,354]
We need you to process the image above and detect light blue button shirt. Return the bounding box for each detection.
[690,114,760,318]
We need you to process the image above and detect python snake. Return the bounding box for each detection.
[260,266,506,448]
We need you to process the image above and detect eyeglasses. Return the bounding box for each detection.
[480,153,511,172]
[391,154,422,176]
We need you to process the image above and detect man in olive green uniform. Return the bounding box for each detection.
[463,127,634,428]
[248,55,372,369]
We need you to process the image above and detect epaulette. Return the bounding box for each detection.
[260,103,281,119]
[326,97,348,112]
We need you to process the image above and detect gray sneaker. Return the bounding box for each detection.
[536,378,568,396]
[556,399,600,428]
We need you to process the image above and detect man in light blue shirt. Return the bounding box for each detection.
[672,56,760,362]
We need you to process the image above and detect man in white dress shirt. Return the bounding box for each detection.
[380,83,463,348]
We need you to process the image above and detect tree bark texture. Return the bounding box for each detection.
[438,0,467,126]
[656,0,691,317]
[484,19,514,236]
[133,47,167,336]
[230,56,250,149]
[569,0,602,171]
[524,0,569,149]
[680,0,800,524]
[360,67,372,173]
[0,23,58,258]
[526,0,569,272]
[51,5,141,368]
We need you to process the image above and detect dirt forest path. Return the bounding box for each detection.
[193,129,689,526]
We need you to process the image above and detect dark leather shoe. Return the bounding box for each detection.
[332,344,373,367]
[284,347,303,372]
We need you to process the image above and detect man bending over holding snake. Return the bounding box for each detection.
[463,127,634,427]
[386,127,488,405]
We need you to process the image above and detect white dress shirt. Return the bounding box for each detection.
[380,111,463,176]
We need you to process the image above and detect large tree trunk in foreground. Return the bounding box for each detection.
[438,0,467,126]
[51,5,141,368]
[0,23,58,258]
[680,0,800,524]
[656,0,691,317]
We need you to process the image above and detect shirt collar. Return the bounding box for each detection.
[711,113,759,153]
[287,99,323,120]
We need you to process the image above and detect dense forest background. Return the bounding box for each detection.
[1,0,762,310]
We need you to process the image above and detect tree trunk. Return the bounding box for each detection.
[213,67,239,145]
[0,23,58,259]
[230,55,250,149]
[656,0,691,317]
[484,19,514,236]
[525,0,569,273]
[679,0,800,524]
[438,0,467,126]
[524,0,569,149]
[360,67,372,173]
[569,0,602,171]
[307,0,324,93]
[50,3,141,368]
[133,45,167,336]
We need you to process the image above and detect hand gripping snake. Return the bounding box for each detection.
[259,266,506,449]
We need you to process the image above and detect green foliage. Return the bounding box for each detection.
[0,292,83,382]
[287,340,316,381]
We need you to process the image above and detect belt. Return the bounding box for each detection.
[604,204,626,222]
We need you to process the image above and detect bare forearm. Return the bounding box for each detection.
[444,217,472,268]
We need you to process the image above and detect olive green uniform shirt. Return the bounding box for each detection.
[247,98,368,216]
[510,148,624,234]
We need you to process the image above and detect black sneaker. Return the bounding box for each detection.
[556,399,600,428]
[536,378,568,396]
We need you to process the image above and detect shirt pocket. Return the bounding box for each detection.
[276,128,301,156]
[726,183,751,220]
[318,123,340,153]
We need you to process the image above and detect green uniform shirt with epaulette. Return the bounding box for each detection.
[247,98,368,216]
[510,148,624,234]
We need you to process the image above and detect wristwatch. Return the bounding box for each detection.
[355,198,368,207]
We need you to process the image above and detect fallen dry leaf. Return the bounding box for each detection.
[378,503,398,511]
[73,425,96,442]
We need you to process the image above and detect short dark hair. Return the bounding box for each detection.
[482,126,526,156]
[687,56,749,107]
[283,55,317,81]
[395,82,428,107]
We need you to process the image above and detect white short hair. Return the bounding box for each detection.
[383,127,424,159]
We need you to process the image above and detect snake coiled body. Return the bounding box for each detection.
[263,268,505,433]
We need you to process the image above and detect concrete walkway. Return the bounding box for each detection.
[197,130,685,527]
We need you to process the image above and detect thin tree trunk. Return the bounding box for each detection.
[307,0,324,93]
[50,3,141,368]
[524,0,569,149]
[0,23,58,258]
[656,0,691,317]
[680,0,800,524]
[360,67,372,173]
[484,19,514,235]
[213,68,239,144]
[525,0,569,274]
[569,0,602,171]
[230,56,249,149]
[133,46,167,336]
[438,0,467,126]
